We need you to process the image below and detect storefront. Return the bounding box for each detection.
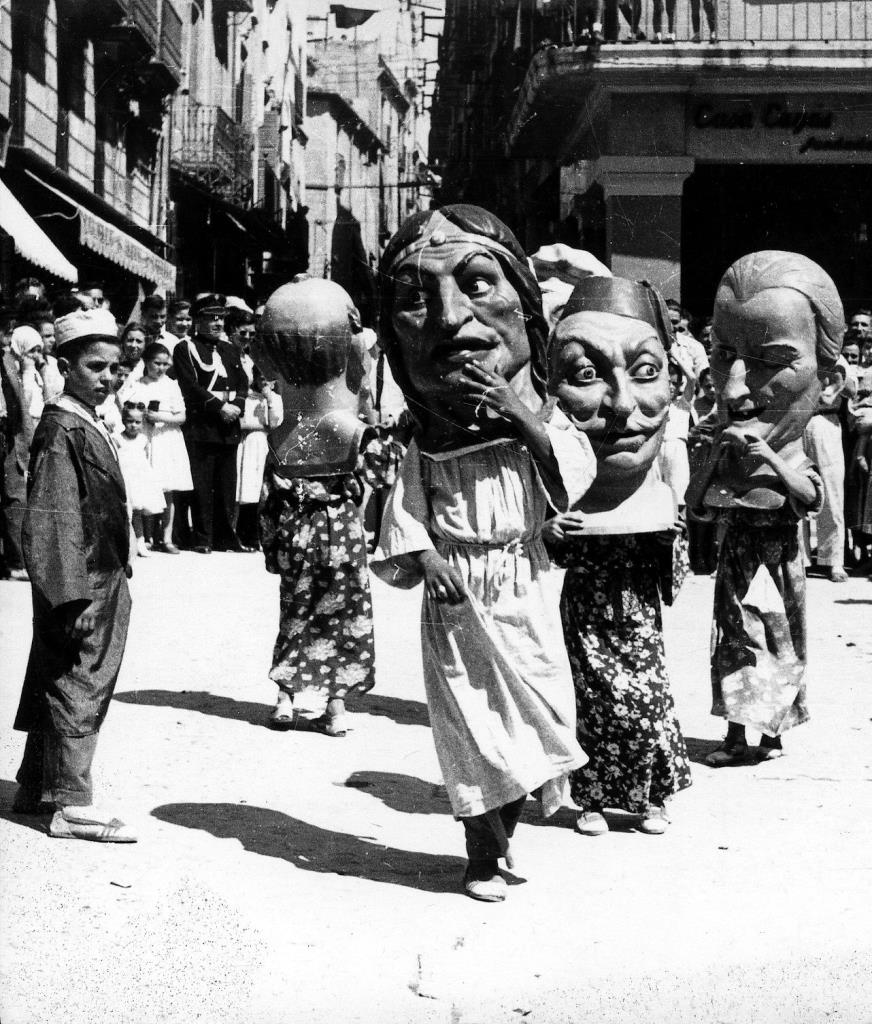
[507,47,872,316]
[0,149,176,316]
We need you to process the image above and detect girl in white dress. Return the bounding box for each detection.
[235,369,283,548]
[124,342,192,553]
[117,406,166,556]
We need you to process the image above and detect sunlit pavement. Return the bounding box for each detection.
[1,552,871,1024]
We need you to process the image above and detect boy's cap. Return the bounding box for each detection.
[191,293,227,318]
[55,308,119,349]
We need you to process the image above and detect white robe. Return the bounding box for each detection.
[372,410,595,818]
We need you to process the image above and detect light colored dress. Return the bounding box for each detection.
[116,433,166,515]
[236,391,283,504]
[372,410,595,819]
[124,375,193,492]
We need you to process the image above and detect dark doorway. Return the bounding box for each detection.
[681,163,872,317]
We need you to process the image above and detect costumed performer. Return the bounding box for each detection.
[686,251,844,766]
[544,275,692,837]
[251,277,405,738]
[371,205,596,902]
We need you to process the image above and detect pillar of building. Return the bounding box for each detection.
[596,155,695,300]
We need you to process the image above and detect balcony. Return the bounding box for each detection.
[524,0,872,46]
[139,0,183,92]
[171,104,253,202]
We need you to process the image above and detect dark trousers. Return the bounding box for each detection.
[186,439,239,549]
[14,568,131,806]
[462,795,527,863]
[17,730,99,806]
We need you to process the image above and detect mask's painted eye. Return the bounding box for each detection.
[633,361,660,380]
[711,345,736,363]
[465,277,492,298]
[570,365,597,385]
[395,280,426,307]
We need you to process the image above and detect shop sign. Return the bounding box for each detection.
[687,95,872,163]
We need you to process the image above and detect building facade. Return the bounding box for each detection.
[0,0,180,314]
[304,2,434,322]
[432,0,872,314]
[168,0,309,303]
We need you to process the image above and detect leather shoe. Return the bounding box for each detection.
[192,545,212,554]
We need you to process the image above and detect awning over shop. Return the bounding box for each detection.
[24,170,176,292]
[0,178,78,283]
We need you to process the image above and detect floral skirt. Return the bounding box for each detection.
[559,536,692,814]
[261,486,376,701]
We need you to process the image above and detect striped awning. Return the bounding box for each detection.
[0,178,78,283]
[24,169,176,292]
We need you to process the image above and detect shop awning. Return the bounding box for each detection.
[24,169,176,292]
[0,178,78,282]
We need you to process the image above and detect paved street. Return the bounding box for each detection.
[1,553,871,1024]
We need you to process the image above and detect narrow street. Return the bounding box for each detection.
[1,554,870,1024]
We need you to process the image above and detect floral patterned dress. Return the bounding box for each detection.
[549,534,692,815]
[710,463,823,735]
[259,432,403,701]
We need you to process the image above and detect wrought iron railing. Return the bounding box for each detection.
[171,103,252,200]
[526,0,871,45]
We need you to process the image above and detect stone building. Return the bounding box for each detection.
[431,0,872,313]
[0,0,180,313]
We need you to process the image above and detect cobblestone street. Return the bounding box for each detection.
[1,554,871,1024]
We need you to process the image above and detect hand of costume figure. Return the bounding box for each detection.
[857,454,869,474]
[459,361,527,424]
[63,605,96,639]
[219,403,242,424]
[542,511,586,544]
[419,550,467,604]
[742,435,776,464]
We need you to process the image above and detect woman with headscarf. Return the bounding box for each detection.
[2,325,53,580]
[544,276,692,837]
[687,251,844,766]
[371,205,596,902]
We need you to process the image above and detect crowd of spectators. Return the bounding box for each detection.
[2,273,870,583]
[0,276,407,579]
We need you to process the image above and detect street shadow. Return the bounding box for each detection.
[0,779,51,834]
[833,599,872,605]
[114,689,271,729]
[151,802,466,894]
[685,736,724,765]
[354,693,430,728]
[341,771,451,815]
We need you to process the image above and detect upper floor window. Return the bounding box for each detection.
[11,0,49,83]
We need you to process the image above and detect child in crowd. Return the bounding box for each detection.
[12,307,136,842]
[371,207,595,902]
[235,368,283,549]
[659,362,691,514]
[122,342,192,553]
[117,404,166,556]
